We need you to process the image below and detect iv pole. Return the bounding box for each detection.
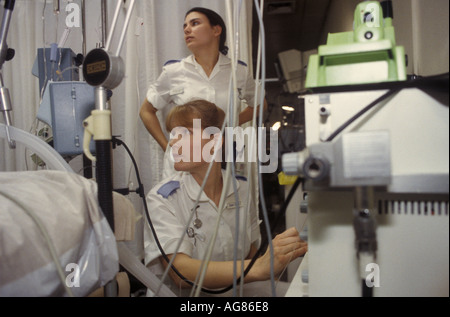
[82,0,136,297]
[0,0,16,149]
[1,0,74,172]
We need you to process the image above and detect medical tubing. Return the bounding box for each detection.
[154,144,218,295]
[117,242,176,297]
[242,0,264,295]
[225,0,240,126]
[213,76,241,297]
[162,2,246,294]
[0,191,74,297]
[254,0,276,297]
[116,136,242,295]
[40,1,47,102]
[189,111,235,296]
[325,88,401,142]
[233,0,247,298]
[231,156,241,296]
[227,87,240,298]
[105,0,122,52]
[95,140,115,230]
[191,162,232,297]
[155,123,224,295]
[224,0,241,296]
[243,0,264,295]
[115,0,135,57]
[228,175,301,290]
[226,0,240,297]
[192,1,245,296]
[0,123,73,172]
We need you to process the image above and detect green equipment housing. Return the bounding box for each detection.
[305,1,407,88]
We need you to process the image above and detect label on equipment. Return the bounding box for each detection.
[86,61,107,74]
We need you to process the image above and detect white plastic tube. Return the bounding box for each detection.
[117,242,176,297]
[0,123,73,172]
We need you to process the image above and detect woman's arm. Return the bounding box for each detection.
[162,253,257,290]
[139,99,168,150]
[238,99,268,125]
[161,227,307,290]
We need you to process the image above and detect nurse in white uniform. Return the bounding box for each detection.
[139,7,264,178]
[143,100,307,296]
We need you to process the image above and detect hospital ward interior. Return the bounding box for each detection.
[0,0,448,298]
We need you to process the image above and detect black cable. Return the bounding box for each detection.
[325,88,401,142]
[96,140,114,230]
[269,177,302,234]
[112,137,223,294]
[241,177,303,280]
[112,136,301,295]
[362,280,373,297]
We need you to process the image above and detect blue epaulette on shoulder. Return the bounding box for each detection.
[238,60,247,67]
[157,181,180,198]
[236,175,247,181]
[164,59,181,66]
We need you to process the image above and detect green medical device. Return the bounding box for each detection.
[305,1,407,88]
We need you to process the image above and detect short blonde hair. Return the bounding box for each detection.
[166,99,225,132]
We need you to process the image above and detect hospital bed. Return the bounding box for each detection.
[0,167,176,297]
[0,170,119,296]
[1,0,174,297]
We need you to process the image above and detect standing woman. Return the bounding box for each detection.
[139,7,264,178]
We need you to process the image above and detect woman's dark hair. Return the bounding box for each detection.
[185,7,228,55]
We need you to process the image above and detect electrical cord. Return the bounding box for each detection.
[112,136,229,295]
[112,136,302,295]
[325,88,401,142]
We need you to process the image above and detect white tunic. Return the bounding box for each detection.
[144,171,261,275]
[146,53,257,113]
[147,54,259,179]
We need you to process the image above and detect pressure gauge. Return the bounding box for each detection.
[82,48,124,89]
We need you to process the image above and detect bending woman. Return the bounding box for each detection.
[143,100,307,296]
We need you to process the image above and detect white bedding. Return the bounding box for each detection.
[0,170,118,297]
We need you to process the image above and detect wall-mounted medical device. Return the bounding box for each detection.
[305,0,406,88]
[32,47,80,94]
[36,81,95,156]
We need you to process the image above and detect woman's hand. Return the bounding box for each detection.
[253,227,308,281]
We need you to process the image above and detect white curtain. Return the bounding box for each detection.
[1,0,254,258]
